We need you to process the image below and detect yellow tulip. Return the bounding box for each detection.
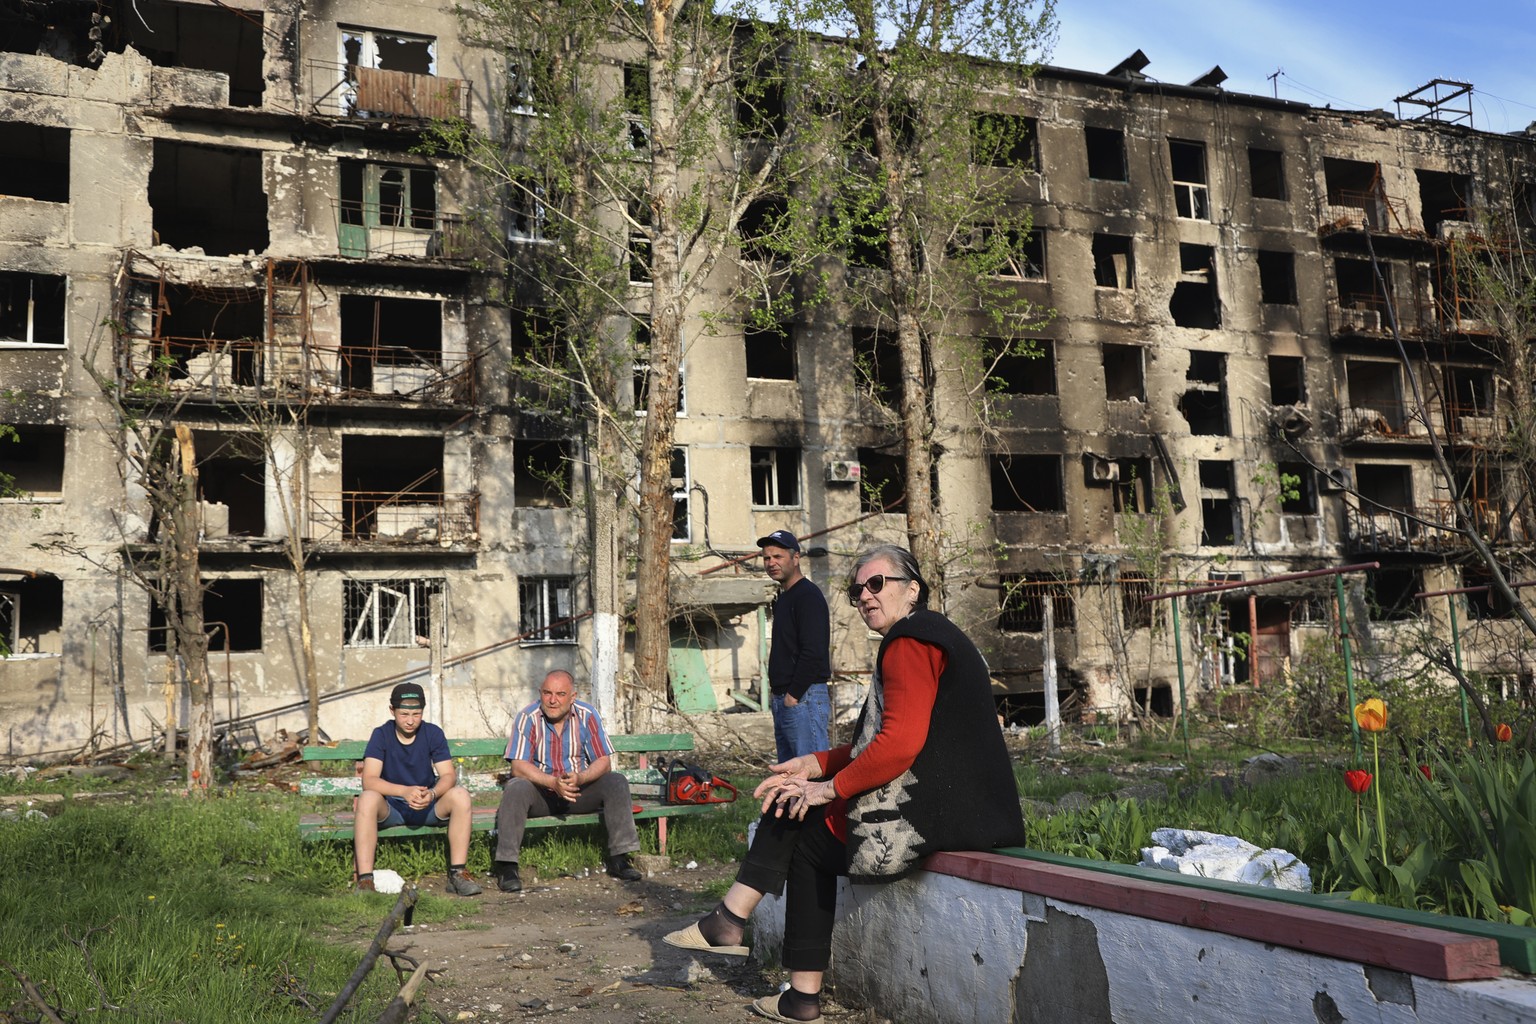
[1354,698,1388,732]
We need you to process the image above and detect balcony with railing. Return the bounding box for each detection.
[308,491,479,547]
[307,60,471,122]
[1347,499,1529,551]
[1339,397,1421,441]
[1321,188,1410,237]
[334,200,478,261]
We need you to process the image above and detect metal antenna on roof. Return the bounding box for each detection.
[1268,68,1283,99]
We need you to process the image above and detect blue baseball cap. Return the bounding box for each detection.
[756,530,801,553]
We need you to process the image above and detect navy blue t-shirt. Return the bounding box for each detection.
[364,720,450,790]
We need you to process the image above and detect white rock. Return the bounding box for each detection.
[1139,828,1311,891]
[685,860,698,870]
[372,869,405,894]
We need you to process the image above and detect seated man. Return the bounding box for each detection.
[492,670,643,891]
[355,682,482,896]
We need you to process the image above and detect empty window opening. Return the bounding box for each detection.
[1092,234,1134,289]
[1268,355,1306,405]
[340,434,443,541]
[0,426,65,497]
[338,162,439,255]
[852,326,903,407]
[631,321,685,415]
[1416,169,1471,237]
[983,338,1054,395]
[203,579,262,652]
[196,432,264,536]
[736,62,786,136]
[1085,126,1127,181]
[1334,256,1390,330]
[745,317,795,380]
[1258,250,1297,305]
[856,447,904,514]
[127,3,266,107]
[1444,366,1494,432]
[1103,344,1145,401]
[344,577,443,647]
[628,200,652,283]
[1168,139,1210,219]
[339,294,444,395]
[133,282,264,386]
[998,573,1074,632]
[0,123,69,203]
[1179,351,1227,435]
[1366,566,1420,621]
[1111,457,1153,513]
[972,113,1038,169]
[1198,460,1238,546]
[1134,684,1175,717]
[624,63,651,149]
[0,272,66,345]
[1345,361,1405,433]
[1120,573,1153,630]
[1170,244,1220,328]
[1277,462,1317,515]
[1354,463,1416,545]
[1324,158,1390,229]
[739,197,787,265]
[953,224,1045,280]
[149,140,268,257]
[1248,147,1286,200]
[990,454,1064,512]
[520,576,575,642]
[1463,564,1517,620]
[670,447,691,541]
[515,438,572,508]
[751,446,801,507]
[0,575,62,656]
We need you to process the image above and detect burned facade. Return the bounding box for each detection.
[2,2,1534,755]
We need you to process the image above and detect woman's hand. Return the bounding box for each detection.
[753,754,823,814]
[773,778,837,820]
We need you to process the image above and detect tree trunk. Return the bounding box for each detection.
[172,424,212,792]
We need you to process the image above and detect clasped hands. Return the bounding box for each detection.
[402,785,436,810]
[552,771,581,802]
[752,754,836,820]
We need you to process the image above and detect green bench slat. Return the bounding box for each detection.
[299,767,668,797]
[301,733,695,762]
[297,801,726,842]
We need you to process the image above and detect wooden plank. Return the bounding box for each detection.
[297,800,728,842]
[299,767,667,797]
[925,851,1500,982]
[302,733,695,763]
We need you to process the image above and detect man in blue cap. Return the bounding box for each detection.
[354,681,482,896]
[757,530,831,762]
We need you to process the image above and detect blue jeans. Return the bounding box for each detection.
[771,683,830,763]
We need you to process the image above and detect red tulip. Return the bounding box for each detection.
[1418,764,1432,781]
[1496,723,1514,743]
[1344,769,1373,794]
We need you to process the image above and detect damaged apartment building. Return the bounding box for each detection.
[3,2,1535,756]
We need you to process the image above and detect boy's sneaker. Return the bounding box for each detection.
[494,860,522,893]
[355,875,376,893]
[446,869,483,897]
[606,854,643,882]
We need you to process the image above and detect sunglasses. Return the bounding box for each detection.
[846,574,911,604]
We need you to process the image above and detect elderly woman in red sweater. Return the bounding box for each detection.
[664,544,1025,1024]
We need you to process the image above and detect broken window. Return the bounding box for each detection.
[1102,344,1145,401]
[1416,169,1471,237]
[1257,250,1297,305]
[745,316,795,380]
[1324,157,1390,229]
[1198,460,1239,546]
[0,426,64,498]
[952,224,1045,280]
[340,434,444,542]
[735,57,786,137]
[1444,366,1494,434]
[1345,361,1406,433]
[739,197,787,265]
[507,182,553,242]
[1333,257,1390,332]
[520,576,576,643]
[671,447,691,541]
[972,113,1038,169]
[982,338,1054,395]
[1248,147,1285,200]
[340,27,458,120]
[1463,564,1517,620]
[344,577,443,647]
[1170,244,1220,328]
[997,573,1074,632]
[0,123,69,203]
[856,447,904,514]
[624,63,651,149]
[203,579,262,652]
[1111,458,1153,513]
[515,438,572,508]
[0,272,66,345]
[507,52,544,114]
[149,140,268,257]
[1179,351,1227,435]
[1092,234,1134,289]
[339,295,444,396]
[1085,126,1127,181]
[0,575,62,656]
[1354,463,1416,545]
[852,326,902,407]
[1277,462,1317,515]
[127,3,266,107]
[138,283,264,387]
[990,455,1064,512]
[1268,355,1305,405]
[1168,139,1210,220]
[751,446,802,507]
[338,161,439,256]
[631,321,685,415]
[1120,572,1153,630]
[196,432,264,536]
[1365,566,1420,621]
[628,199,652,283]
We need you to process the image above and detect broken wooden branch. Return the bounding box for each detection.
[317,884,419,1024]
[374,960,431,1024]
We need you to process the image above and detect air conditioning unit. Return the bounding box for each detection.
[1318,467,1351,493]
[826,460,862,483]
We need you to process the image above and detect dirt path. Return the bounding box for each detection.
[374,861,880,1024]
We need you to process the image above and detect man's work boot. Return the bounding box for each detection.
[494,860,522,893]
[606,853,643,882]
[446,869,483,896]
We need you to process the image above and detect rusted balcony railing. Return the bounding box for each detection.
[1322,189,1409,235]
[1339,397,1418,439]
[307,60,471,121]
[1346,504,1440,551]
[334,200,478,261]
[1327,292,1434,338]
[308,491,479,546]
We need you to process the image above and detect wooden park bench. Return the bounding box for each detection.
[298,732,732,857]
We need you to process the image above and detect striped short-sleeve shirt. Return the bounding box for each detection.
[505,699,614,775]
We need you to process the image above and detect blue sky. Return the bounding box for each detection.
[1048,0,1536,135]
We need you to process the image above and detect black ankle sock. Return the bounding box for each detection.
[449,864,467,874]
[697,902,746,945]
[779,986,821,1021]
[357,872,374,881]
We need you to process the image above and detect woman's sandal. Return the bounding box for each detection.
[661,920,750,957]
[751,992,824,1024]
